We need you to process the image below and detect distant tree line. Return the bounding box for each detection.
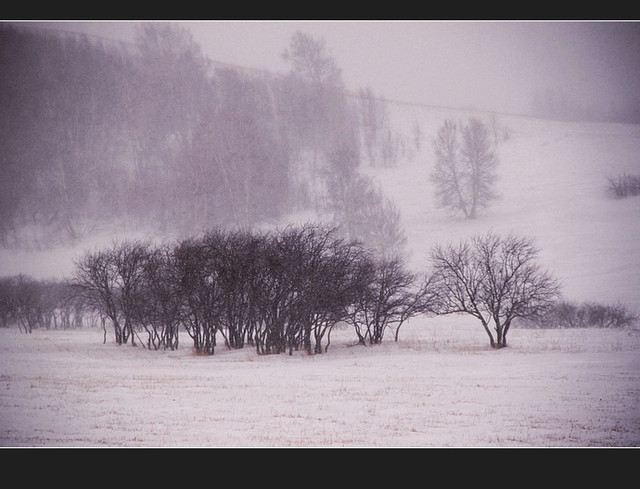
[0,24,405,252]
[515,300,639,330]
[0,274,96,333]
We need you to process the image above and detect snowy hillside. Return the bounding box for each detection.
[0,100,638,329]
[2,103,638,316]
[1,104,640,447]
[362,103,640,312]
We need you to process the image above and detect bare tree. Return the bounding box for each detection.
[326,172,407,259]
[431,232,561,348]
[346,257,437,345]
[172,236,223,355]
[281,31,360,210]
[138,244,183,350]
[358,86,388,167]
[110,240,152,348]
[363,193,408,260]
[282,31,342,86]
[431,118,498,219]
[72,248,123,344]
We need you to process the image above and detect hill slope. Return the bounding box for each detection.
[1,104,640,448]
[1,104,639,312]
[363,104,640,312]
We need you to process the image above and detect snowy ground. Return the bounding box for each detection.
[1,103,639,447]
[1,320,639,447]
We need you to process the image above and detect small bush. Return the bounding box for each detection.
[516,300,639,329]
[606,173,640,199]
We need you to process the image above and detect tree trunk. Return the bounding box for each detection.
[495,320,507,348]
[480,316,495,347]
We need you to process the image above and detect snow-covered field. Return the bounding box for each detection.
[1,103,639,447]
[1,321,639,447]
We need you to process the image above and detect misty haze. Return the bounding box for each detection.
[0,21,639,447]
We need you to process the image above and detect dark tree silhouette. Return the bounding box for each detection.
[347,257,438,345]
[431,232,561,348]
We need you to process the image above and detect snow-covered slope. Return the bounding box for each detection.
[1,105,640,448]
[1,104,639,312]
[363,104,640,312]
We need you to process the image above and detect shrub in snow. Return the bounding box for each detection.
[606,173,640,199]
[515,300,639,329]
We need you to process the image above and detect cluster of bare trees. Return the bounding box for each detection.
[0,275,93,333]
[4,228,569,351]
[1,22,415,269]
[0,23,301,245]
[71,227,564,352]
[516,300,638,330]
[71,224,433,355]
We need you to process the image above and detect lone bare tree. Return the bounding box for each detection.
[430,232,561,348]
[431,117,498,219]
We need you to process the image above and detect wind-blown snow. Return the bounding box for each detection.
[1,104,639,447]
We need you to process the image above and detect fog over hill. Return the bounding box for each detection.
[2,100,639,314]
[1,21,639,313]
[21,20,640,119]
[1,22,640,448]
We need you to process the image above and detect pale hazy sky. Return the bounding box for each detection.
[15,20,640,116]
